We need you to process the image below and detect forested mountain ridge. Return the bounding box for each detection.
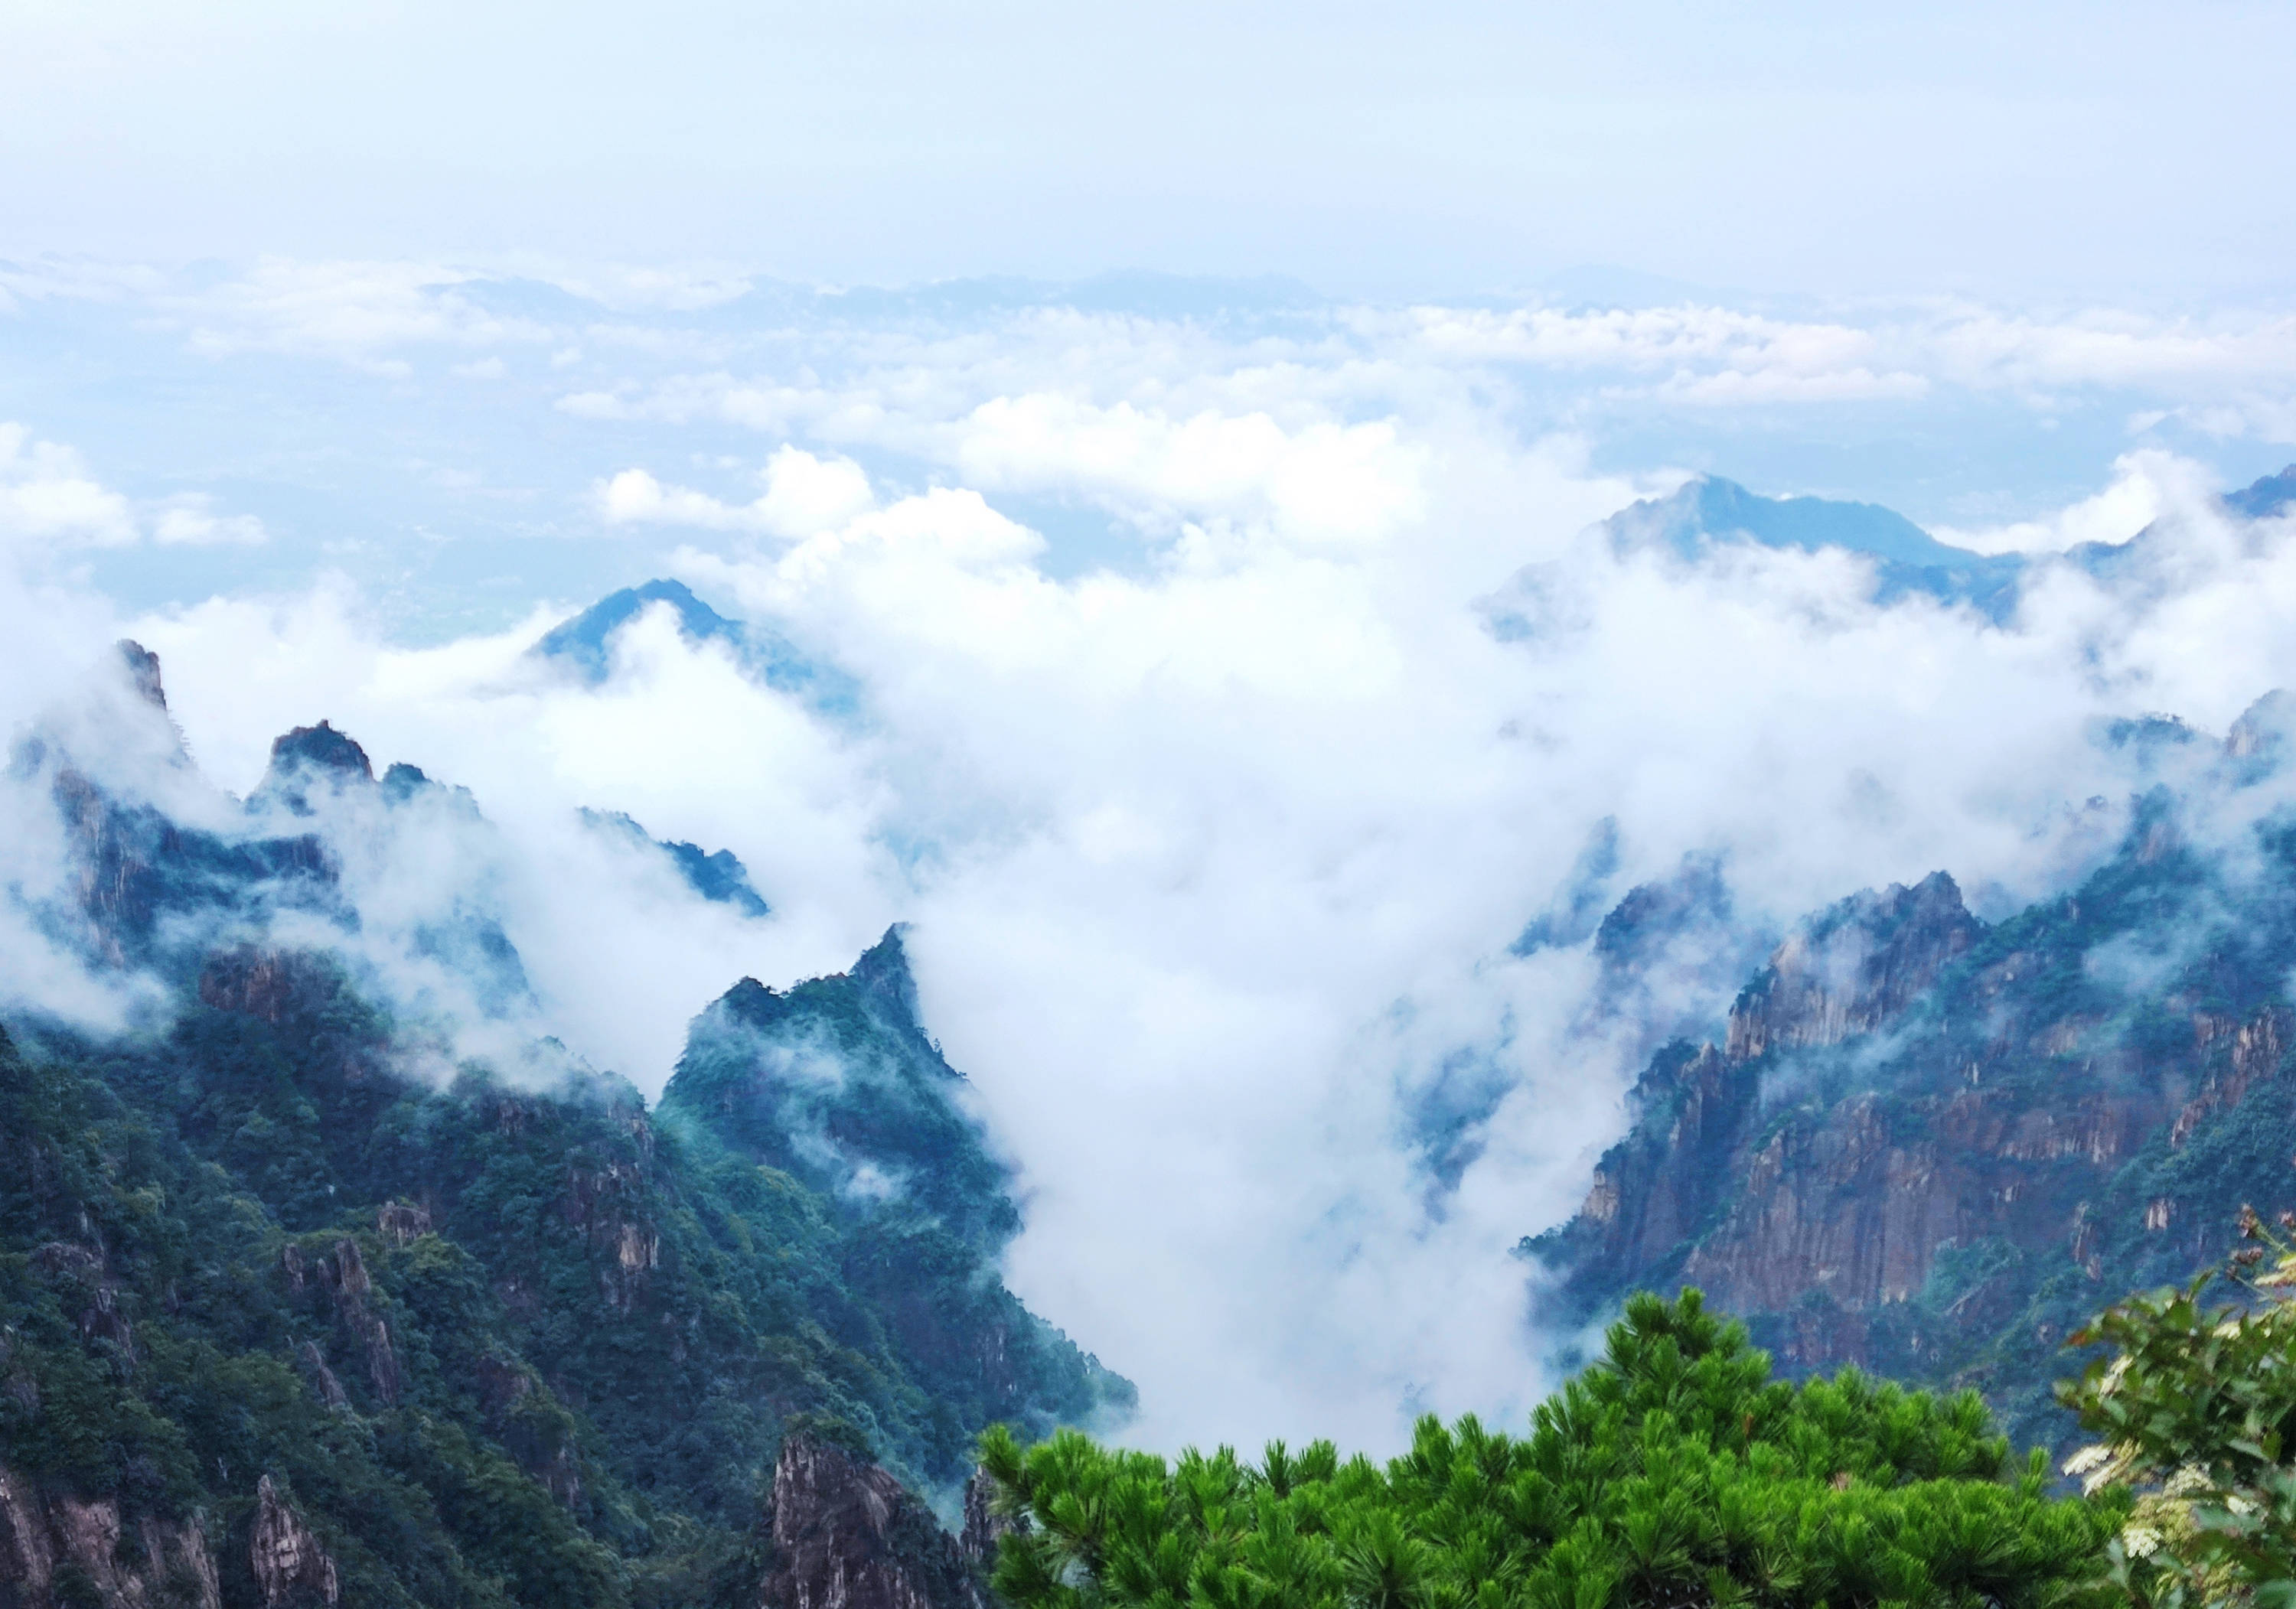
[0,644,1127,1607]
[1528,688,2296,1447]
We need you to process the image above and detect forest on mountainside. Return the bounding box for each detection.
[1527,691,2296,1456]
[0,933,1128,1607]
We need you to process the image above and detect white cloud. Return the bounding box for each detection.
[1928,308,2296,393]
[0,423,138,548]
[20,262,2296,1467]
[0,424,268,552]
[1934,450,2212,555]
[152,492,267,546]
[165,259,551,367]
[596,445,877,539]
[27,413,2296,1463]
[943,395,1427,544]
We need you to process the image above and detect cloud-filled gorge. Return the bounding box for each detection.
[11,265,2296,1459]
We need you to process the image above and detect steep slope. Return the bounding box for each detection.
[577,809,771,919]
[1527,704,2296,1445]
[661,936,1131,1453]
[0,647,1129,1607]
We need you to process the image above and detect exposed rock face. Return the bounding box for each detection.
[32,727,331,968]
[253,721,375,816]
[958,1467,1027,1574]
[1528,792,2296,1435]
[250,1475,339,1607]
[1723,872,1980,1061]
[295,1340,351,1411]
[117,640,168,712]
[1540,875,1996,1323]
[375,1200,432,1247]
[311,1239,400,1407]
[1565,1043,1759,1280]
[0,1462,220,1609]
[761,1436,980,1609]
[197,946,340,1026]
[563,1158,660,1314]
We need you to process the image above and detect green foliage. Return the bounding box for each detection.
[0,934,1129,1607]
[2058,1210,2296,1605]
[983,1290,2118,1609]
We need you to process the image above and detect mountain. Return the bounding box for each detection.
[530,578,859,716]
[1524,690,2296,1448]
[1574,464,2296,626]
[2223,464,2296,521]
[578,809,771,919]
[531,580,744,684]
[2063,462,2296,583]
[1600,475,2027,620]
[0,644,1127,1607]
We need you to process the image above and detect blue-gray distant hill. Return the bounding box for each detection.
[1603,475,2027,620]
[579,806,771,917]
[1590,464,2296,624]
[532,578,859,716]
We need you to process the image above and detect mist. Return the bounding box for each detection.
[12,243,2296,1459]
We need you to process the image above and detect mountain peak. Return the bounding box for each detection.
[532,578,741,686]
[1635,475,1991,573]
[577,807,771,917]
[1597,474,2024,620]
[116,639,167,712]
[253,720,376,815]
[852,923,919,1022]
[267,720,373,781]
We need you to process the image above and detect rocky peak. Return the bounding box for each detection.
[1725,871,1980,1061]
[2226,688,2294,776]
[116,640,167,712]
[531,578,743,687]
[761,1434,980,1609]
[851,924,925,1034]
[667,930,1025,1259]
[250,1475,339,1607]
[268,721,373,783]
[958,1466,1029,1573]
[253,721,375,816]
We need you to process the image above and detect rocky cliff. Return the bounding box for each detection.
[0,1463,222,1609]
[1527,707,2296,1442]
[761,1435,980,1609]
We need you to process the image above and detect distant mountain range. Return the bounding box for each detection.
[1549,463,2296,625]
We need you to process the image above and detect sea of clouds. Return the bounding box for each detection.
[7,260,2296,1454]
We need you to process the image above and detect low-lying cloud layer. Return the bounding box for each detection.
[7,263,2296,1457]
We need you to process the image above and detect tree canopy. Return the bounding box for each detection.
[980,1289,2120,1609]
